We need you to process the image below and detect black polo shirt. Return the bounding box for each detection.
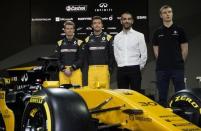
[152,24,188,70]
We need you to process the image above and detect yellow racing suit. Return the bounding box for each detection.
[85,32,114,89]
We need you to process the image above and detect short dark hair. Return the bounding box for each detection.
[121,11,133,20]
[63,21,75,28]
[92,16,103,23]
[159,5,173,14]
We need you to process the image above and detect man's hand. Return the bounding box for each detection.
[181,43,188,62]
[153,45,159,59]
[63,69,72,76]
[140,65,144,70]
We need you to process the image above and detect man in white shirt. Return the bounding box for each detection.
[114,12,147,92]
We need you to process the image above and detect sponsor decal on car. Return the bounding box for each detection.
[3,109,10,118]
[138,102,157,106]
[21,73,28,82]
[30,96,46,104]
[169,95,200,110]
[30,108,39,117]
[129,115,152,122]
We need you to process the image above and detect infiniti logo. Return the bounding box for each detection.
[95,2,112,12]
[99,3,108,8]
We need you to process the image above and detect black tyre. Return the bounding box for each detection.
[21,88,94,131]
[168,88,201,127]
[0,113,6,131]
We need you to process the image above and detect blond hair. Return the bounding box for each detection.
[159,5,173,14]
[63,21,75,28]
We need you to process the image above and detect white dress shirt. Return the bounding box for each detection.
[114,28,147,69]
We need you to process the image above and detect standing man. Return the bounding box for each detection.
[85,16,114,89]
[55,21,85,86]
[152,5,188,107]
[114,12,147,92]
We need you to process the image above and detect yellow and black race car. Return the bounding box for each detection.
[1,57,201,131]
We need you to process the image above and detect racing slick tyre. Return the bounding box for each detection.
[168,88,201,127]
[21,88,94,131]
[0,113,6,131]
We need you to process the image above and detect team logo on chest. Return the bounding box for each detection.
[158,34,164,37]
[172,30,179,36]
[101,37,106,42]
[73,41,77,45]
[89,39,95,43]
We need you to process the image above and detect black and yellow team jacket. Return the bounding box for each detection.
[85,32,115,72]
[55,37,85,71]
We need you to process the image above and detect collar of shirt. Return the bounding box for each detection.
[92,32,104,37]
[162,23,176,30]
[67,36,75,41]
[120,28,134,35]
[63,37,76,44]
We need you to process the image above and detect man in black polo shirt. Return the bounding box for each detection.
[152,5,188,107]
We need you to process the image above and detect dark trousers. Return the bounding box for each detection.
[117,65,141,92]
[156,69,185,107]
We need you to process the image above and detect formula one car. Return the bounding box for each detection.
[1,57,201,131]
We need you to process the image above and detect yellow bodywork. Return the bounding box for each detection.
[73,88,201,131]
[7,66,37,71]
[1,79,201,131]
[42,81,60,88]
[0,91,15,131]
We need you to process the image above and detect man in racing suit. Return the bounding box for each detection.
[85,16,114,89]
[55,21,85,86]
